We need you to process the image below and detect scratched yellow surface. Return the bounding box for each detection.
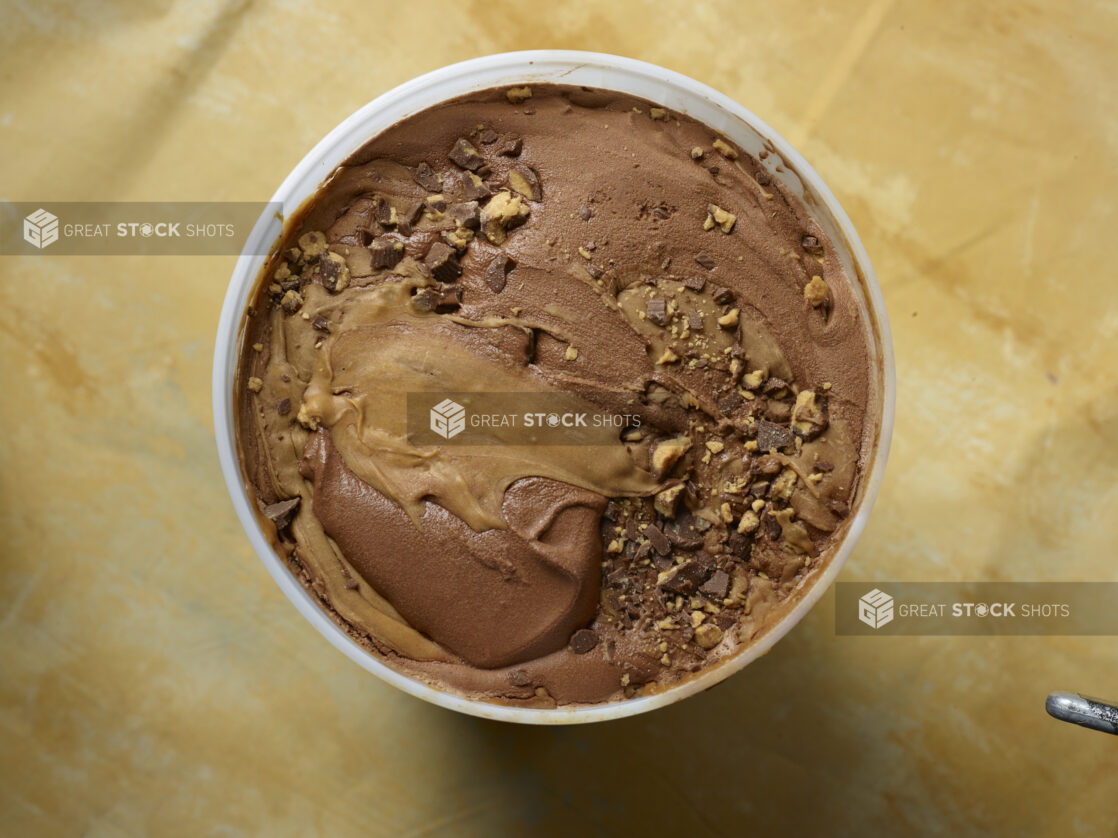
[2,1,1117,835]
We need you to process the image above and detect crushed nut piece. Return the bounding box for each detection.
[565,346,579,361]
[656,347,679,365]
[694,623,724,650]
[691,146,704,160]
[506,86,533,104]
[650,107,668,121]
[712,138,739,159]
[737,509,760,534]
[296,402,319,430]
[247,376,263,393]
[706,204,737,234]
[717,308,740,328]
[804,275,828,307]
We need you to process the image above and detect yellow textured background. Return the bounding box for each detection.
[2,1,1117,834]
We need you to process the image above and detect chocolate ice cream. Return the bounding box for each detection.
[235,84,880,706]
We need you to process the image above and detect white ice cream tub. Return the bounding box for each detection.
[213,50,895,724]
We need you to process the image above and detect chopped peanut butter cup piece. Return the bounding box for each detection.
[413,161,443,192]
[480,190,530,245]
[508,165,542,201]
[449,138,484,171]
[424,241,462,283]
[369,237,404,269]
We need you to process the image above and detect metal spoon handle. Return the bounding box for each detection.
[1046,692,1118,735]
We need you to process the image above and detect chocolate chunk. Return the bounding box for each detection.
[578,205,593,221]
[714,612,738,631]
[726,531,753,559]
[498,136,523,157]
[699,569,731,600]
[426,194,448,213]
[424,241,462,283]
[279,277,300,293]
[623,658,661,686]
[373,195,396,227]
[449,137,484,171]
[262,497,300,529]
[463,174,492,201]
[652,554,674,571]
[644,523,671,556]
[663,515,705,549]
[633,541,653,562]
[646,298,668,326]
[508,165,542,201]
[756,420,794,452]
[486,254,515,293]
[370,236,404,269]
[687,311,704,332]
[749,481,770,498]
[682,275,706,292]
[283,247,301,264]
[276,397,291,416]
[763,514,782,540]
[762,376,788,395]
[829,499,850,517]
[802,234,824,257]
[508,668,531,687]
[754,169,772,186]
[695,252,717,270]
[412,283,462,313]
[606,567,631,588]
[711,286,734,305]
[717,392,744,415]
[569,628,599,654]
[479,128,499,144]
[413,162,442,192]
[448,201,480,229]
[814,460,834,473]
[312,314,330,333]
[659,561,711,595]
